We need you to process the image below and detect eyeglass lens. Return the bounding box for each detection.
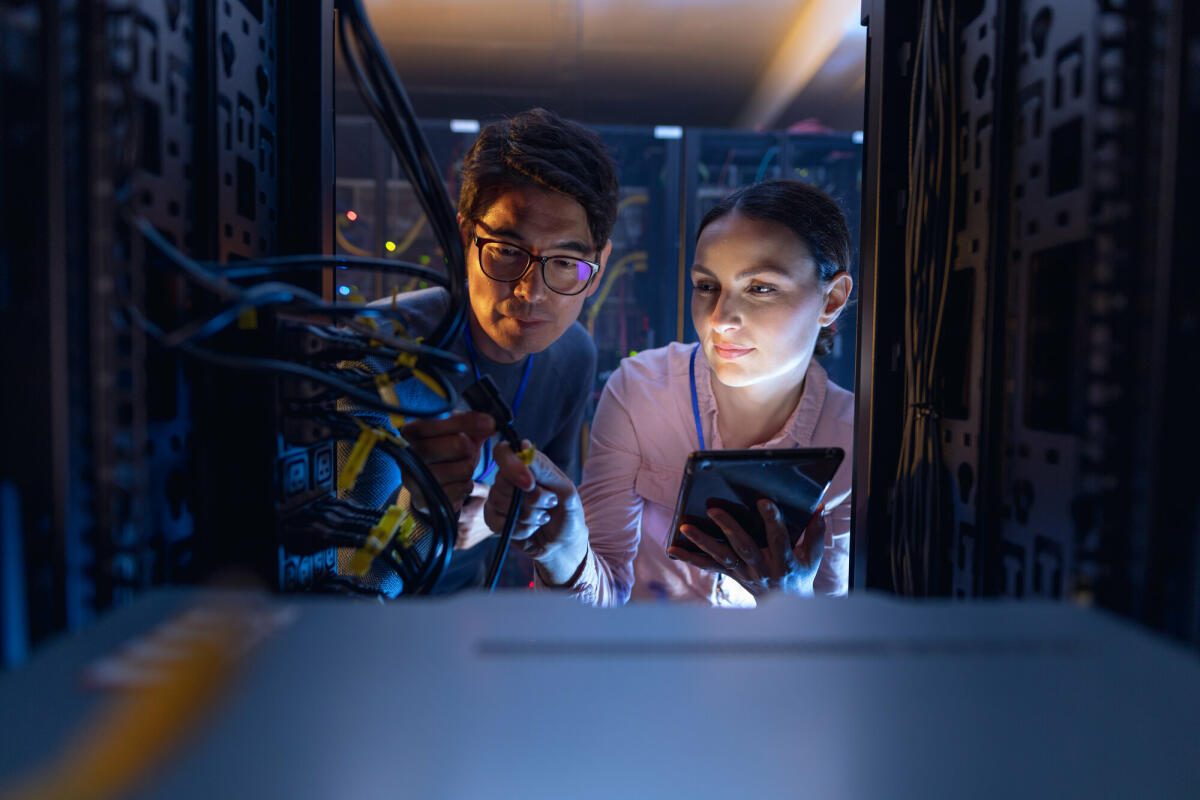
[479,241,593,293]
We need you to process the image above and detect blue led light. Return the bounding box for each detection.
[338,285,352,296]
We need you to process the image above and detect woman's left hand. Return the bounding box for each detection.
[668,500,825,597]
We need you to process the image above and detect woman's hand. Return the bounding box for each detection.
[484,441,590,586]
[668,500,825,597]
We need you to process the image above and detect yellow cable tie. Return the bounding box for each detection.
[352,315,386,347]
[374,373,407,430]
[337,428,380,492]
[396,513,417,548]
[389,351,446,400]
[348,505,409,576]
[413,369,447,399]
[377,426,409,449]
[517,444,537,465]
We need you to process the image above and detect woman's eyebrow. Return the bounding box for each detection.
[734,264,793,280]
[690,263,794,279]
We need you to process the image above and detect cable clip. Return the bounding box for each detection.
[909,402,940,419]
[389,352,447,400]
[337,420,408,493]
[374,373,407,430]
[348,505,409,577]
[516,445,537,466]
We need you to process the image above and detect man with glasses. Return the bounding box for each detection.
[345,107,617,593]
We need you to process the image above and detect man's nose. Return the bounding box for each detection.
[513,260,549,303]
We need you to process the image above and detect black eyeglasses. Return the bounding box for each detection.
[473,234,600,296]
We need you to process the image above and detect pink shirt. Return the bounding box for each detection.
[559,342,854,606]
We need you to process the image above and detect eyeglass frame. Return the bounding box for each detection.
[471,232,602,297]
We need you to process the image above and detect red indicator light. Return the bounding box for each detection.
[345,210,358,222]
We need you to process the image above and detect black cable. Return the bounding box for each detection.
[375,438,455,594]
[128,305,457,418]
[315,573,392,598]
[462,377,528,592]
[336,0,466,350]
[309,414,457,595]
[217,255,448,287]
[486,492,523,592]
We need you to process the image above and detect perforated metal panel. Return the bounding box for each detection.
[213,0,278,261]
[863,0,1197,642]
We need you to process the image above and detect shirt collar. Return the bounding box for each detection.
[694,351,829,449]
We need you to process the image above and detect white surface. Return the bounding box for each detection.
[147,592,1200,798]
[3,590,1198,799]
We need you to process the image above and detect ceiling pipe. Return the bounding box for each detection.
[735,0,861,129]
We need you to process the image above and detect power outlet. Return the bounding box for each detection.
[282,456,308,497]
[312,446,333,488]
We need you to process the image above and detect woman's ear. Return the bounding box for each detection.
[819,273,853,326]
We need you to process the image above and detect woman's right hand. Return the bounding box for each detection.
[670,499,826,597]
[485,442,590,586]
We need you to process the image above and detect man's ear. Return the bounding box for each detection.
[457,213,470,248]
[818,272,853,326]
[584,239,614,299]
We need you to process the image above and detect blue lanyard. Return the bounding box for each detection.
[689,343,706,450]
[463,324,534,480]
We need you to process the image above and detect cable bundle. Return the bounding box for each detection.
[890,0,958,596]
[113,2,470,595]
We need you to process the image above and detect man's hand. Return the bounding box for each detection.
[668,500,825,598]
[400,412,495,511]
[484,441,589,586]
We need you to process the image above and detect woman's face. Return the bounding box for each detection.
[691,211,846,391]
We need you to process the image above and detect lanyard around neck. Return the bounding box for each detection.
[463,323,534,480]
[689,343,706,450]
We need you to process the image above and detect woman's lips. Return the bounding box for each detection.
[713,343,754,359]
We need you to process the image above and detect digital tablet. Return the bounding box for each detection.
[665,447,844,558]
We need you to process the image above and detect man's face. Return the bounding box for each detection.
[463,185,610,363]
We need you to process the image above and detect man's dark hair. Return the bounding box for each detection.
[696,180,853,357]
[458,108,620,251]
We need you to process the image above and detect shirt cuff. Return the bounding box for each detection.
[534,546,597,601]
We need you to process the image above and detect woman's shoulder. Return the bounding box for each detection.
[608,342,694,390]
[812,363,855,433]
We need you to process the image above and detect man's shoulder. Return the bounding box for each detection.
[548,320,597,358]
[366,286,450,332]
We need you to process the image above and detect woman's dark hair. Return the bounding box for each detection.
[696,180,852,357]
[458,108,620,251]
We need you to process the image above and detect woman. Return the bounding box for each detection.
[486,180,854,606]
